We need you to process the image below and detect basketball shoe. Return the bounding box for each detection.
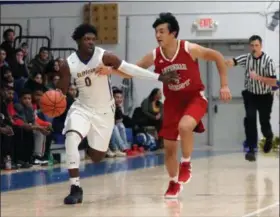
[64,185,83,204]
[178,162,192,184]
[164,181,182,199]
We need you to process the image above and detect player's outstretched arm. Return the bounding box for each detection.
[101,52,178,83]
[189,43,231,101]
[101,52,155,78]
[56,61,71,95]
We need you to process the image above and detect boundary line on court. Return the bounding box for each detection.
[241,201,279,217]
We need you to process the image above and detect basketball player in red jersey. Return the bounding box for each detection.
[98,12,232,198]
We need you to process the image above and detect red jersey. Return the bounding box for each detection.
[154,40,205,99]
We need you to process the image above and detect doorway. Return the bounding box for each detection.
[187,40,250,149]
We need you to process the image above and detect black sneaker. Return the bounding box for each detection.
[64,185,83,205]
[263,138,273,153]
[245,151,256,162]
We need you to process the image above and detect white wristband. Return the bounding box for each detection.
[118,61,159,80]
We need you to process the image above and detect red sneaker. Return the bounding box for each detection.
[178,162,192,184]
[164,181,182,199]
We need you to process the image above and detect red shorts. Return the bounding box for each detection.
[159,92,208,140]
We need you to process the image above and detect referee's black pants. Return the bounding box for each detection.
[242,90,274,151]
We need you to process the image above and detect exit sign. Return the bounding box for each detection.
[193,18,218,31]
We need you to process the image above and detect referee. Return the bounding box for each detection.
[226,35,277,162]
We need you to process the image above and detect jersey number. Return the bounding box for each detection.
[85,77,92,87]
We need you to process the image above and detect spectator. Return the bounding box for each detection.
[11,89,48,167]
[56,57,64,68]
[24,72,44,90]
[20,42,29,63]
[30,84,52,165]
[107,89,129,157]
[1,66,14,88]
[28,46,51,84]
[140,88,163,134]
[0,48,9,70]
[47,74,60,90]
[0,29,15,65]
[10,48,29,93]
[0,86,16,170]
[45,59,60,82]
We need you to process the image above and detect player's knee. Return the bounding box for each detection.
[87,148,106,163]
[65,132,82,169]
[178,122,193,134]
[164,140,177,156]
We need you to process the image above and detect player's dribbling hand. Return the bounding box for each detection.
[219,86,232,102]
[158,71,180,83]
[96,64,112,76]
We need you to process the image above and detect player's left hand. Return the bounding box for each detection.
[158,71,180,83]
[96,64,112,76]
[219,86,232,102]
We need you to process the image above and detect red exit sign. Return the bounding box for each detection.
[199,18,213,28]
[193,18,217,31]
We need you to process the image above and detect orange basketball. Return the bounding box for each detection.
[40,90,67,118]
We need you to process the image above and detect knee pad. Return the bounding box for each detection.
[65,132,82,169]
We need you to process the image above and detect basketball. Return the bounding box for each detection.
[40,90,67,118]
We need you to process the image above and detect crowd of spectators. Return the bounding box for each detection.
[0,28,164,171]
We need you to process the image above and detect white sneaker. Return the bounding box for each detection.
[107,149,116,158]
[115,150,126,157]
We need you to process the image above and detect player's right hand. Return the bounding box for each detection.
[158,71,180,83]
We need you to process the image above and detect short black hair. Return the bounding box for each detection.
[21,42,28,47]
[113,88,123,95]
[39,46,48,53]
[15,48,23,54]
[3,29,14,39]
[72,24,98,41]
[249,35,262,44]
[19,88,32,98]
[152,12,180,38]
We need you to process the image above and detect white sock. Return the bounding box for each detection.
[181,157,191,162]
[170,176,178,182]
[70,177,80,186]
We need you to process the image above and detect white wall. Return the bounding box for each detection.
[1,1,279,136]
[259,1,279,137]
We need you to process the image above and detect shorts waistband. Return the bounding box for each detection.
[73,99,115,114]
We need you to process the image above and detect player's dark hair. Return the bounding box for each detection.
[72,24,98,41]
[249,35,262,44]
[152,12,180,38]
[19,88,32,98]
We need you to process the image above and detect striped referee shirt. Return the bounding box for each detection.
[233,52,276,95]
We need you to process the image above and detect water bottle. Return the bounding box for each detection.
[48,152,54,166]
[5,155,12,170]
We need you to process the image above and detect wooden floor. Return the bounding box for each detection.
[1,150,279,217]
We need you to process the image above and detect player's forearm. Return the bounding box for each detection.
[112,69,133,79]
[118,61,159,80]
[214,53,228,87]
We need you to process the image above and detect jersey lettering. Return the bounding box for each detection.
[85,77,92,87]
[67,47,113,108]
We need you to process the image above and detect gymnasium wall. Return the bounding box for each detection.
[1,1,279,137]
